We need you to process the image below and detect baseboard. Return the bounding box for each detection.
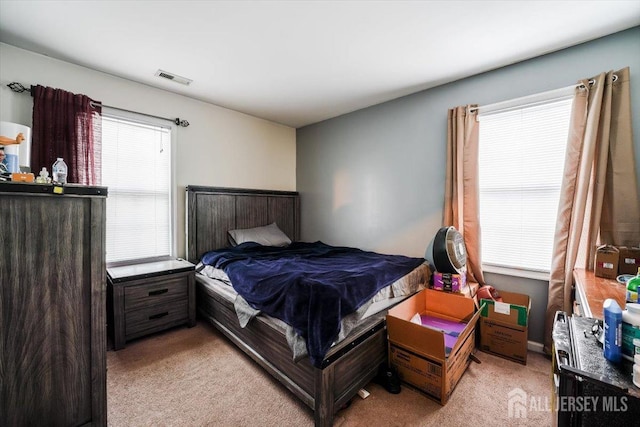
[527,340,544,354]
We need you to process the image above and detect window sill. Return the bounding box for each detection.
[482,264,550,282]
[107,255,175,269]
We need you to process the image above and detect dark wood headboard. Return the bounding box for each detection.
[186,186,300,263]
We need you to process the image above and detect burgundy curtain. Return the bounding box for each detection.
[31,85,102,185]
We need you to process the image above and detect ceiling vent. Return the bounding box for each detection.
[155,69,192,86]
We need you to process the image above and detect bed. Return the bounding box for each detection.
[186,186,430,426]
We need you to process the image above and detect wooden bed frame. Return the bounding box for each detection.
[186,186,388,427]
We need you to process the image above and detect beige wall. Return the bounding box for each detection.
[0,43,296,258]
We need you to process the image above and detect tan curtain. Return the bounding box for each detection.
[445,105,486,286]
[543,67,640,353]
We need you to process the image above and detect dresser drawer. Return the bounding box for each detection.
[124,275,189,311]
[125,300,189,339]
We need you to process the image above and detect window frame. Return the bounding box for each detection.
[101,108,177,267]
[476,86,575,279]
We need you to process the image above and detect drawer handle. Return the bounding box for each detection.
[149,312,169,320]
[148,289,169,296]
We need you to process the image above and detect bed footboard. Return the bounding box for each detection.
[196,279,386,427]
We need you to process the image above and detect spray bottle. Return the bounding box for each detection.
[627,267,640,303]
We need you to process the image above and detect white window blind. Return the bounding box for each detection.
[102,114,174,264]
[478,97,573,273]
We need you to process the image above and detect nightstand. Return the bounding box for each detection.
[107,259,196,350]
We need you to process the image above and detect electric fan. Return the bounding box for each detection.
[425,226,467,275]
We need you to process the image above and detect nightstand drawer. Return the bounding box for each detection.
[124,275,189,311]
[125,300,189,339]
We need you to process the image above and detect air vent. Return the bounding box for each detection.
[155,69,192,86]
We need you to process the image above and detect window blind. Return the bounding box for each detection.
[102,115,173,264]
[478,97,573,273]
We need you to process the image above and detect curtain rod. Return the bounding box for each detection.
[6,82,190,127]
[469,75,617,114]
[89,101,190,127]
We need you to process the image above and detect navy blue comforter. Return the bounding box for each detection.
[201,241,424,367]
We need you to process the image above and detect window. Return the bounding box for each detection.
[101,111,175,264]
[478,93,573,274]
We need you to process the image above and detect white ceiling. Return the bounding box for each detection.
[1,1,639,128]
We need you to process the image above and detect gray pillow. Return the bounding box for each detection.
[228,222,292,247]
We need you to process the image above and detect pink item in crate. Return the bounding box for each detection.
[419,314,467,356]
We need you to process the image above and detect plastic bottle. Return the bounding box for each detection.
[621,303,640,361]
[627,267,640,303]
[603,298,622,363]
[52,157,68,184]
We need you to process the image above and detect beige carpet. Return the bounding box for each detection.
[107,322,552,426]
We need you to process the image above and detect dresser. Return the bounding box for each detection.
[552,312,640,426]
[107,259,196,350]
[0,182,107,426]
[573,268,626,319]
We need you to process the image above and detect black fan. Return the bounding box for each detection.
[425,226,467,275]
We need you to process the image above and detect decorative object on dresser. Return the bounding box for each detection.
[0,181,108,426]
[107,259,196,350]
[0,121,31,174]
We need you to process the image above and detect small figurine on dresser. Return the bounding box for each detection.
[35,167,52,184]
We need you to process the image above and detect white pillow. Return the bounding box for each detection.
[228,222,292,247]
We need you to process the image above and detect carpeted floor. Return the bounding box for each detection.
[107,322,552,426]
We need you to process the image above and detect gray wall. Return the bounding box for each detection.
[296,27,640,346]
